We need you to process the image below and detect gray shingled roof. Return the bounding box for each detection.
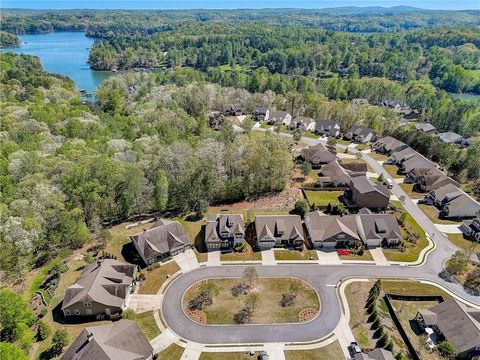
[301,143,336,164]
[62,259,135,310]
[305,211,359,242]
[268,110,290,122]
[205,214,244,244]
[61,319,153,360]
[255,215,304,242]
[131,221,191,261]
[438,131,463,144]
[414,122,436,132]
[351,176,388,197]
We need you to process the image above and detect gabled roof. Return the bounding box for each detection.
[268,110,290,122]
[62,259,135,310]
[414,122,436,132]
[438,131,463,144]
[301,143,336,164]
[320,161,350,180]
[316,120,339,131]
[255,215,304,242]
[61,319,153,360]
[293,116,315,126]
[429,183,463,202]
[422,299,480,354]
[305,211,359,242]
[374,136,407,153]
[357,214,401,242]
[401,155,435,173]
[131,221,191,261]
[205,214,245,244]
[391,146,416,162]
[350,176,388,197]
[253,107,268,114]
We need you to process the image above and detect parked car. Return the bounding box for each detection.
[348,342,361,357]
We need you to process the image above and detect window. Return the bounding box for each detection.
[64,309,71,316]
[74,309,80,315]
[84,301,92,307]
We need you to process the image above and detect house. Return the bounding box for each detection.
[354,349,395,360]
[205,214,245,251]
[252,107,270,122]
[207,110,224,130]
[61,319,154,360]
[408,167,457,192]
[317,161,366,187]
[438,131,464,144]
[315,120,340,137]
[300,143,336,168]
[131,220,192,265]
[222,103,245,116]
[62,259,135,317]
[389,146,416,165]
[255,215,304,250]
[267,110,292,126]
[427,184,480,219]
[305,211,359,248]
[415,122,437,134]
[357,213,402,247]
[344,125,376,143]
[345,176,389,211]
[373,136,408,155]
[415,299,480,359]
[398,154,435,174]
[351,98,369,105]
[460,211,480,242]
[290,116,316,132]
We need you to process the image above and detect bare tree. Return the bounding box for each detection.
[243,266,258,288]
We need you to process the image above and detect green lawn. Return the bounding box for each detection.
[383,165,404,179]
[274,249,318,261]
[369,152,388,161]
[183,278,320,324]
[134,311,161,340]
[259,123,271,129]
[303,132,319,139]
[447,233,479,252]
[284,341,344,360]
[418,204,461,225]
[355,143,370,150]
[304,190,343,207]
[157,343,184,360]
[383,201,429,262]
[200,352,260,360]
[339,157,374,172]
[336,139,352,145]
[139,260,181,294]
[399,183,424,200]
[380,279,450,298]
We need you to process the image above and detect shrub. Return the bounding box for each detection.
[377,333,389,347]
[122,308,136,320]
[50,329,68,357]
[280,293,297,307]
[384,340,394,351]
[374,325,385,339]
[234,242,247,252]
[83,253,95,264]
[233,308,253,324]
[293,199,309,217]
[36,320,51,341]
[38,307,48,319]
[437,341,457,359]
[188,293,213,310]
[231,282,250,297]
[372,318,381,330]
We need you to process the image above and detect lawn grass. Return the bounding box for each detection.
[220,242,262,261]
[157,343,184,360]
[284,341,344,360]
[336,139,352,145]
[303,132,319,139]
[355,143,370,151]
[369,152,388,161]
[105,222,151,262]
[398,183,424,200]
[383,201,428,262]
[183,278,320,324]
[304,190,343,207]
[380,279,450,298]
[134,310,161,340]
[200,352,260,360]
[259,123,271,129]
[274,249,318,261]
[139,260,181,294]
[418,204,461,225]
[383,164,404,179]
[446,233,479,252]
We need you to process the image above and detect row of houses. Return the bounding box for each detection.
[414,122,471,147]
[374,137,480,219]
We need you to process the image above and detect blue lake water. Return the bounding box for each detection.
[3,32,114,94]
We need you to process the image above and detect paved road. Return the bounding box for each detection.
[161,133,479,344]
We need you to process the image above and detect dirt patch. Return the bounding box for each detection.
[299,308,318,322]
[187,309,207,323]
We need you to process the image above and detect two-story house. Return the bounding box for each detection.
[205,214,245,251]
[255,215,304,250]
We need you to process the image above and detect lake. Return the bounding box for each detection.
[2,32,114,94]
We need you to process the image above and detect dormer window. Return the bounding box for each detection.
[84,301,92,307]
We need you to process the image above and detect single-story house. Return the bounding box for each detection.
[317,161,366,187]
[357,213,402,247]
[460,211,480,242]
[415,122,437,134]
[438,131,464,144]
[222,103,245,116]
[344,125,377,143]
[389,146,416,165]
[415,299,480,359]
[427,184,480,219]
[255,215,304,250]
[62,259,135,317]
[131,220,192,265]
[290,116,316,132]
[205,214,245,251]
[354,349,395,360]
[252,107,270,122]
[340,161,368,174]
[408,167,457,192]
[305,211,359,249]
[267,110,292,126]
[61,319,154,360]
[373,136,408,155]
[345,176,389,211]
[300,143,336,168]
[315,120,340,137]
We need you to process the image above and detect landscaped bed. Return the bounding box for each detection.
[304,190,343,207]
[338,249,374,261]
[274,249,318,261]
[183,277,320,324]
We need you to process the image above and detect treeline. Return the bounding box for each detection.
[0,53,292,282]
[0,31,20,48]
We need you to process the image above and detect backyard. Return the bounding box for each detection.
[183,278,320,324]
[304,190,343,207]
[398,183,424,200]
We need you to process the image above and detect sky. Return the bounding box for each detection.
[2,0,479,10]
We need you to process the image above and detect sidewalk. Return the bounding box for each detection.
[263,343,286,360]
[370,248,390,266]
[150,328,178,353]
[261,249,276,265]
[434,224,462,233]
[181,342,204,360]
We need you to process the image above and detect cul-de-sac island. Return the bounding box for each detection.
[1,4,480,360]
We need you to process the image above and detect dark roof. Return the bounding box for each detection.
[340,161,368,173]
[305,211,358,242]
[374,136,407,152]
[347,125,376,140]
[205,214,245,243]
[131,220,191,261]
[355,349,395,360]
[358,214,402,242]
[269,110,290,121]
[255,215,304,242]
[62,259,135,310]
[423,299,480,354]
[301,143,336,164]
[293,116,315,126]
[61,319,153,360]
[316,120,339,131]
[253,107,268,114]
[414,122,436,132]
[351,176,388,197]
